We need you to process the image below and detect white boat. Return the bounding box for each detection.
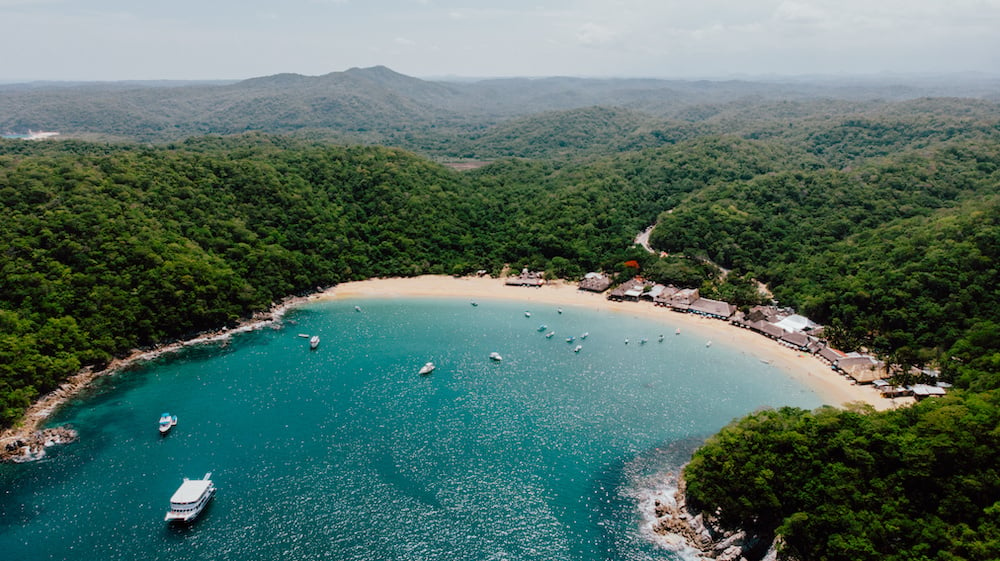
[165,472,215,523]
[574,345,582,353]
[557,308,563,314]
[524,311,531,317]
[675,328,681,335]
[355,306,362,312]
[537,324,547,332]
[489,352,503,361]
[309,335,320,350]
[658,334,664,342]
[706,341,712,348]
[419,362,435,375]
[158,413,177,435]
[470,301,478,307]
[566,336,575,343]
[640,338,648,345]
[545,331,555,338]
[580,332,589,339]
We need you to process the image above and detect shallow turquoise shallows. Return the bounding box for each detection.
[0,298,822,561]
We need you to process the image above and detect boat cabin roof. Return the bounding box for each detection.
[170,479,212,504]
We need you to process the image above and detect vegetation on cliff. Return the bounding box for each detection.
[4,77,1000,558]
[684,395,1000,561]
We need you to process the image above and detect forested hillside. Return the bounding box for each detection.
[3,66,999,160]
[5,79,1000,559]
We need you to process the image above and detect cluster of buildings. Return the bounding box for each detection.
[505,268,545,287]
[576,274,947,402]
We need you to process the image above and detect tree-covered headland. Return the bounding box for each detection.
[3,80,1000,559]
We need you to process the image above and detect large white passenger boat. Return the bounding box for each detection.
[165,472,215,523]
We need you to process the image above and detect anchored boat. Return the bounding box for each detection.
[158,413,177,435]
[165,472,215,523]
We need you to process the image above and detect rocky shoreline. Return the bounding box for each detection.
[0,294,312,463]
[652,478,782,561]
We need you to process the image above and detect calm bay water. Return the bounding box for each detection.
[0,298,822,561]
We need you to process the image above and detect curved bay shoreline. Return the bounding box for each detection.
[1,275,909,464]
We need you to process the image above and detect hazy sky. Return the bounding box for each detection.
[3,0,999,81]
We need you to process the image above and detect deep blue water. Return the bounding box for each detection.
[0,298,822,560]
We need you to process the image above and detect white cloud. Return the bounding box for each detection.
[773,1,827,24]
[577,22,617,47]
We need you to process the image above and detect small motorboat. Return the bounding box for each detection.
[524,311,531,317]
[557,308,563,314]
[537,324,548,332]
[419,362,436,375]
[566,336,575,343]
[471,301,478,307]
[640,338,648,345]
[355,305,362,312]
[309,335,320,350]
[159,413,178,435]
[489,352,503,362]
[580,332,589,339]
[545,331,555,338]
[675,328,681,335]
[574,345,582,353]
[658,334,664,342]
[706,341,712,348]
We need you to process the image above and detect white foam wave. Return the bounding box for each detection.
[620,452,709,561]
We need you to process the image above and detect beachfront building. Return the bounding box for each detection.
[773,314,821,334]
[607,278,650,301]
[579,273,612,293]
[652,285,680,307]
[817,345,847,366]
[688,297,736,320]
[779,330,811,352]
[661,288,700,312]
[639,283,669,303]
[835,353,887,384]
[506,268,545,287]
[910,384,947,401]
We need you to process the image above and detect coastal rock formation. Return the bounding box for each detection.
[652,478,782,561]
[2,426,78,463]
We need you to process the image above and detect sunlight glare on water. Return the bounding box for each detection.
[0,298,822,561]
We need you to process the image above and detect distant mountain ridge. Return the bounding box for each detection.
[1,66,999,151]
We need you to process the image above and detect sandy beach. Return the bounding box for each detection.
[316,275,910,412]
[2,274,909,462]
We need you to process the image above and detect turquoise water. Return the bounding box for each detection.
[0,298,822,560]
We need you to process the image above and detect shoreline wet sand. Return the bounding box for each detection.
[1,275,910,462]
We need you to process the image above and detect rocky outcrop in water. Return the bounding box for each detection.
[2,425,78,463]
[652,478,784,561]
